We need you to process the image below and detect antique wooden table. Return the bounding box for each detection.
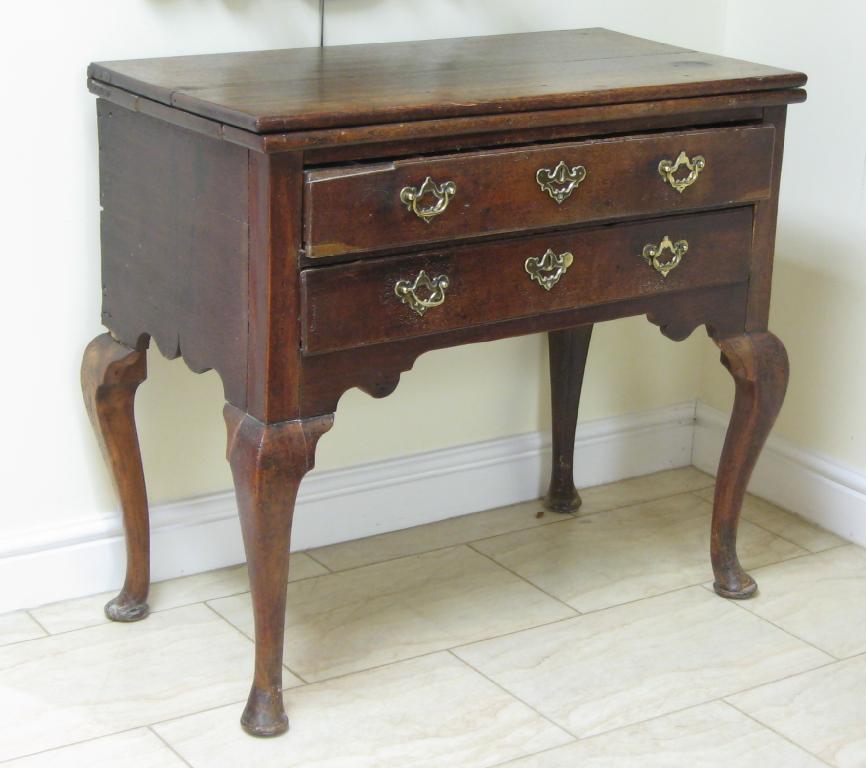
[83,29,806,737]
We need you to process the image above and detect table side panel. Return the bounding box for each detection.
[97,100,250,406]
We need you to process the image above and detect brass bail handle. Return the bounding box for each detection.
[658,151,706,193]
[525,249,574,291]
[642,236,689,278]
[536,161,587,204]
[394,269,450,316]
[399,177,457,223]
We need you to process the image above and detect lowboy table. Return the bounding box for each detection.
[83,29,806,737]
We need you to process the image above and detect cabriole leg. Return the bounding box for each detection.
[224,404,333,737]
[81,333,150,622]
[711,332,789,598]
[544,325,593,513]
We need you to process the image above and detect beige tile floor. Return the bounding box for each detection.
[2,467,863,767]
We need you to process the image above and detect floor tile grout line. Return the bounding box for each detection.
[300,474,716,575]
[575,581,713,617]
[0,724,157,766]
[686,489,847,554]
[716,592,842,660]
[684,490,817,555]
[445,649,577,744]
[721,700,835,767]
[7,493,826,658]
[304,502,572,571]
[148,725,195,767]
[484,673,847,765]
[21,567,330,639]
[310,514,577,575]
[719,656,843,705]
[23,609,50,636]
[446,584,705,656]
[6,468,860,762]
[302,549,335,572]
[17,481,844,642]
[6,473,715,625]
[201,601,311,685]
[510,656,843,748]
[465,542,582,615]
[487,742,574,768]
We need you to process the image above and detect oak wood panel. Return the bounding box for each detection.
[97,100,249,406]
[304,125,774,259]
[89,28,806,133]
[302,208,753,354]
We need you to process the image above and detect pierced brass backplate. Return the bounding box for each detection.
[642,236,689,278]
[394,269,450,316]
[658,151,706,193]
[536,161,587,204]
[399,177,457,223]
[525,249,574,291]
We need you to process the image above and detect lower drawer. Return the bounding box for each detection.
[301,208,752,354]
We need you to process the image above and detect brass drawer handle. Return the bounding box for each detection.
[399,177,457,223]
[658,151,706,193]
[642,236,689,277]
[525,249,574,291]
[536,161,587,204]
[394,270,450,316]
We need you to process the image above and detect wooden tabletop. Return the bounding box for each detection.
[89,28,806,134]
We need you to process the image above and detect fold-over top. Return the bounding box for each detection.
[88,27,807,134]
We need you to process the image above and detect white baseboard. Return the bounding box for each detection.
[693,403,866,548]
[0,402,696,613]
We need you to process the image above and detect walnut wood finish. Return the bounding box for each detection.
[84,28,805,737]
[545,326,593,513]
[710,332,789,598]
[224,405,333,736]
[304,126,774,259]
[81,334,150,621]
[302,208,753,353]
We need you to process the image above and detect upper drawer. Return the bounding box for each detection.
[303,125,774,259]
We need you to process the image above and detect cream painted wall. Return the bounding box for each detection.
[0,2,320,542]
[699,1,866,472]
[0,2,724,553]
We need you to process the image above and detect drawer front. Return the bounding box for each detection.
[302,208,752,353]
[304,125,773,259]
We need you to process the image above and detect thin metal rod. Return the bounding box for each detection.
[319,0,325,47]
